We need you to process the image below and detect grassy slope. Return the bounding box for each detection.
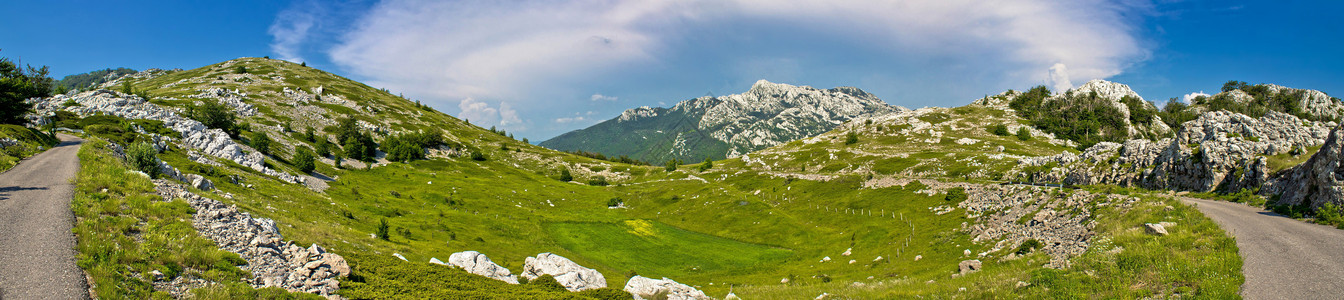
[67,57,1241,298]
[0,124,59,171]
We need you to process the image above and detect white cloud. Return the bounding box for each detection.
[499,102,522,126]
[555,116,588,124]
[556,111,600,124]
[321,0,1151,138]
[268,1,319,63]
[329,0,1146,97]
[1182,91,1210,103]
[1048,63,1074,92]
[591,94,618,102]
[457,98,497,125]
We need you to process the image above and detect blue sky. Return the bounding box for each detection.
[3,0,1341,141]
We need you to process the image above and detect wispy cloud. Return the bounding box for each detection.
[268,1,319,63]
[590,94,618,102]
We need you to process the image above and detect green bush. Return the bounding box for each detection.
[844,132,859,145]
[292,147,315,173]
[125,142,160,178]
[377,218,391,241]
[559,169,573,182]
[987,124,1010,136]
[664,159,680,172]
[470,151,487,161]
[588,176,608,186]
[944,187,968,202]
[335,118,377,162]
[249,131,272,155]
[1015,239,1043,255]
[1016,127,1032,141]
[697,157,713,172]
[1316,202,1344,229]
[186,100,240,137]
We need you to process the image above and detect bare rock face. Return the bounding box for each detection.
[1267,124,1344,208]
[623,276,711,300]
[447,251,519,284]
[521,253,607,292]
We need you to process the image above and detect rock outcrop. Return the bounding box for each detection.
[1020,110,1331,193]
[29,90,305,184]
[623,276,711,300]
[153,180,347,296]
[447,251,519,284]
[521,253,607,292]
[542,80,907,162]
[1266,124,1344,208]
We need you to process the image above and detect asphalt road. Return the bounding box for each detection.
[0,134,87,300]
[1181,197,1344,299]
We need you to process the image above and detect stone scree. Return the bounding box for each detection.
[153,180,347,297]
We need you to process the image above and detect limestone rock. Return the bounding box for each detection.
[1268,123,1344,209]
[448,251,519,284]
[623,276,711,300]
[958,260,982,275]
[28,90,305,184]
[1144,223,1169,236]
[521,253,607,291]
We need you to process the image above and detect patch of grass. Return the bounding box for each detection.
[545,220,793,279]
[1266,145,1322,173]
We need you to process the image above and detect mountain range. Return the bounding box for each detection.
[541,80,906,163]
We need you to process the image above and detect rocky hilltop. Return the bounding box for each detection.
[541,80,906,162]
[1010,82,1344,209]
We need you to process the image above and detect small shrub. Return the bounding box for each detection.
[987,124,1010,136]
[697,157,713,172]
[664,159,680,172]
[607,198,624,208]
[559,169,573,182]
[234,65,247,74]
[249,131,272,155]
[844,132,859,145]
[1015,239,1043,255]
[126,142,160,178]
[470,151,487,161]
[588,176,609,186]
[527,274,567,292]
[377,218,390,241]
[1016,127,1032,141]
[945,187,968,202]
[293,148,315,173]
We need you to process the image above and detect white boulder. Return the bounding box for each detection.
[448,251,519,284]
[522,253,606,291]
[623,276,711,300]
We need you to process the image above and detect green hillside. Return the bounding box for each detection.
[52,58,1241,299]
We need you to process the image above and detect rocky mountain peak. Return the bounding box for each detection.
[1068,79,1143,102]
